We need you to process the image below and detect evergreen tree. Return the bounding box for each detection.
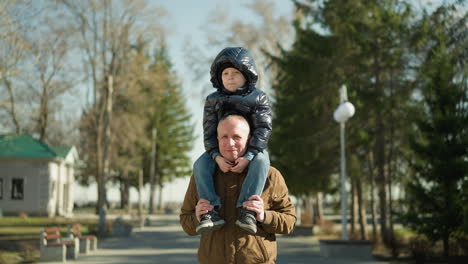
[271,2,411,188]
[269,26,340,196]
[403,4,467,258]
[144,47,194,191]
[78,39,194,210]
[272,0,414,246]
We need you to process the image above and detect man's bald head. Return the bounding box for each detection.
[217,115,250,134]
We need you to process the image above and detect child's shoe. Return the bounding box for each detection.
[235,208,257,234]
[196,210,225,234]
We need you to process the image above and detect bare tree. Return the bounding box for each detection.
[27,16,73,142]
[60,0,166,213]
[185,0,294,98]
[0,0,36,133]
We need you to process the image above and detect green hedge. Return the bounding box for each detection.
[0,217,96,237]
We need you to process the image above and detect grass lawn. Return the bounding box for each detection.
[0,250,23,264]
[0,226,42,236]
[394,227,417,238]
[0,216,99,264]
[0,216,96,227]
[0,217,97,241]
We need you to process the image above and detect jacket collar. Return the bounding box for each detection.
[219,85,251,96]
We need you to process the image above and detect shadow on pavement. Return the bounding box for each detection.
[51,214,389,264]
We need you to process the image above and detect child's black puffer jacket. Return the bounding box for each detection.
[203,47,272,158]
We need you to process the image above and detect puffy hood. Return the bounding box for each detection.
[210,47,258,93]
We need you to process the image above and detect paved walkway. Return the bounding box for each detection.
[43,214,389,264]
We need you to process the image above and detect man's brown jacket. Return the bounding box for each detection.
[180,167,296,264]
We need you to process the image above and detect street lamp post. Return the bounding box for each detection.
[333,85,355,241]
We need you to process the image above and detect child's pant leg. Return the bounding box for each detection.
[237,151,270,208]
[193,152,221,209]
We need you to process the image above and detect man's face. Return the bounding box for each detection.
[221,67,246,92]
[217,117,250,162]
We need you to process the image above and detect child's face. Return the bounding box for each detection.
[221,67,246,92]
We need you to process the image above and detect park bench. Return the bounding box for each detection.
[40,226,79,262]
[67,223,98,254]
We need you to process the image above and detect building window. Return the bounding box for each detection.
[11,178,24,200]
[0,178,3,199]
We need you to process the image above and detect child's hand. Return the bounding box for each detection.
[231,157,250,173]
[215,156,233,173]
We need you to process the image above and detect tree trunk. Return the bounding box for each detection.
[148,128,157,214]
[38,82,49,142]
[103,76,113,212]
[119,179,126,209]
[387,78,397,255]
[351,178,359,237]
[376,115,389,245]
[4,79,21,133]
[388,157,396,256]
[315,192,323,222]
[138,169,143,217]
[296,198,302,226]
[127,172,133,215]
[368,151,378,240]
[97,76,112,221]
[119,172,130,209]
[157,183,163,211]
[95,111,104,214]
[95,84,105,214]
[300,196,313,225]
[306,196,315,225]
[372,36,390,245]
[356,177,368,240]
[154,161,161,211]
[443,233,449,259]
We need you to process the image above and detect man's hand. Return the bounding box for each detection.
[196,199,214,222]
[215,156,233,173]
[242,195,265,223]
[231,157,250,173]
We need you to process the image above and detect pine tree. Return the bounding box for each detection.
[403,5,467,258]
[269,26,340,197]
[271,0,415,246]
[144,47,194,199]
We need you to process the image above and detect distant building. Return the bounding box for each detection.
[0,134,78,217]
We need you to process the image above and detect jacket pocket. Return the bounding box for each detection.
[236,234,268,264]
[198,231,224,263]
[255,235,269,262]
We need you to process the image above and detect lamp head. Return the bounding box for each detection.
[334,102,355,123]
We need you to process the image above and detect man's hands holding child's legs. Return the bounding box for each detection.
[242,195,265,223]
[196,199,214,222]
